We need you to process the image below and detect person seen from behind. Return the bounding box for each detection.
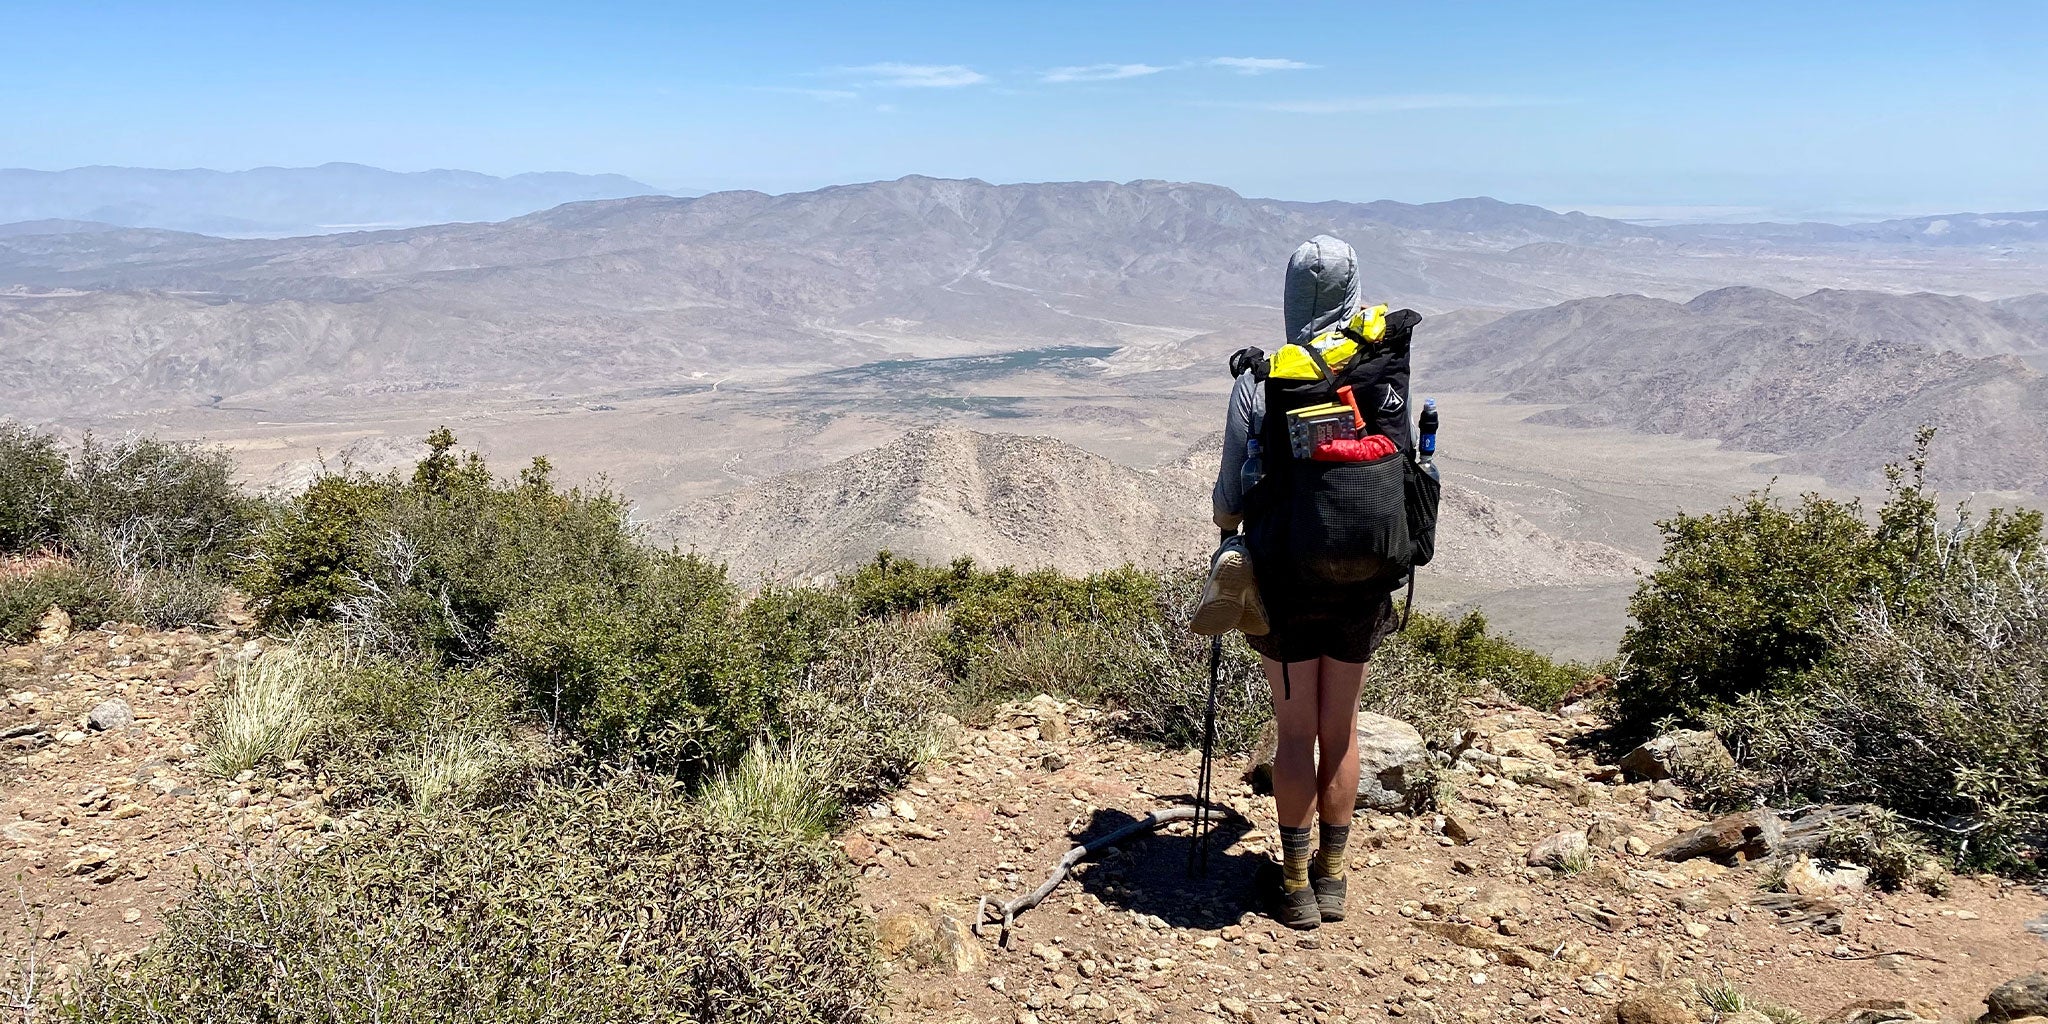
[1200,234,1429,929]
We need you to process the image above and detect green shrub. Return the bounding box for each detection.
[1615,431,2041,732]
[495,552,766,778]
[61,775,878,1024]
[837,551,980,617]
[0,423,70,552]
[0,562,129,642]
[1400,609,1594,710]
[241,431,643,660]
[239,472,393,626]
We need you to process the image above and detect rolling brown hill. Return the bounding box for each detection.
[659,428,1643,589]
[1425,287,2048,491]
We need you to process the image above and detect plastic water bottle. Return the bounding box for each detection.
[1416,398,1440,481]
[1241,437,1263,495]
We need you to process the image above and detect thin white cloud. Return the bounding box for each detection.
[838,63,989,88]
[755,86,860,102]
[1208,57,1317,74]
[1226,94,1564,113]
[1042,62,1169,83]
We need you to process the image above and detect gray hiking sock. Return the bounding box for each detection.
[1280,824,1313,892]
[1315,821,1351,878]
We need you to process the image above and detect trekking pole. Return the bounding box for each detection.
[1188,631,1223,876]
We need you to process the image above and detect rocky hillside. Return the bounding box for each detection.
[861,693,2048,1023]
[1424,287,2048,491]
[662,427,1644,587]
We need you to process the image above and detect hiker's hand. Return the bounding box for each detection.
[1228,346,1264,379]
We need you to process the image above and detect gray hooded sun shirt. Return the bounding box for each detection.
[1212,234,1361,530]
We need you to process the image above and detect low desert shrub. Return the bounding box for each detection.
[776,615,949,806]
[1400,609,1594,710]
[494,552,769,779]
[0,562,126,642]
[1704,546,2048,872]
[1615,430,2042,733]
[0,424,70,552]
[60,775,878,1024]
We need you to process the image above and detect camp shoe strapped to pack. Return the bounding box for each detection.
[1191,538,1269,636]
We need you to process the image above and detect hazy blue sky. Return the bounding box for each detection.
[4,0,2044,218]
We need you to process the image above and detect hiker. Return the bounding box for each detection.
[1201,234,1433,930]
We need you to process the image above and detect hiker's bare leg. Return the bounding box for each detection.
[1315,657,1367,823]
[1263,656,1322,829]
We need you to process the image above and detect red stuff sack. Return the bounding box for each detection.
[1311,435,1398,462]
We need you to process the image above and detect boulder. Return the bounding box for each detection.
[87,698,135,732]
[1619,729,1735,782]
[1987,976,2048,1023]
[1527,829,1591,871]
[1247,712,1430,811]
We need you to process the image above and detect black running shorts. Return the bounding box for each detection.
[1246,590,1400,664]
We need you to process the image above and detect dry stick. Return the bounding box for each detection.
[976,804,1242,945]
[1826,948,1948,963]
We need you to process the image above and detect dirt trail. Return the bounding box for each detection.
[857,697,2048,1024]
[2,597,347,983]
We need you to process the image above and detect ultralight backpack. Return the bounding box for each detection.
[1241,307,1440,595]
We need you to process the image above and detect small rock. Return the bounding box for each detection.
[35,606,71,645]
[1443,813,1479,846]
[1614,980,1709,1024]
[891,797,917,822]
[877,911,935,959]
[122,908,143,924]
[1526,830,1590,871]
[1783,856,1870,897]
[933,914,985,973]
[86,698,135,731]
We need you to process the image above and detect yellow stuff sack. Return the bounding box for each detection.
[1268,303,1390,380]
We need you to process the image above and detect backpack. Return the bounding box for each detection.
[1239,307,1440,601]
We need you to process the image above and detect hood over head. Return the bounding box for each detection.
[1283,234,1360,343]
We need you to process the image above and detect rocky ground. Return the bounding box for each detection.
[7,603,2046,1022]
[1,596,352,989]
[857,696,2048,1024]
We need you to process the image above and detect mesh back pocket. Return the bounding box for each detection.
[1285,451,1409,585]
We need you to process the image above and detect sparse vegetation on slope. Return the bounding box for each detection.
[1617,430,2047,870]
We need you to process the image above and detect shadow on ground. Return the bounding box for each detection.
[1070,803,1269,930]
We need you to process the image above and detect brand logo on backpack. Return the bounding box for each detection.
[1379,385,1405,414]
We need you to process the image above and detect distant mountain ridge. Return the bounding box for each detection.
[0,163,660,236]
[1425,286,2048,491]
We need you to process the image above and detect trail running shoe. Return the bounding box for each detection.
[1309,863,1348,922]
[1193,543,1267,636]
[1276,883,1321,930]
